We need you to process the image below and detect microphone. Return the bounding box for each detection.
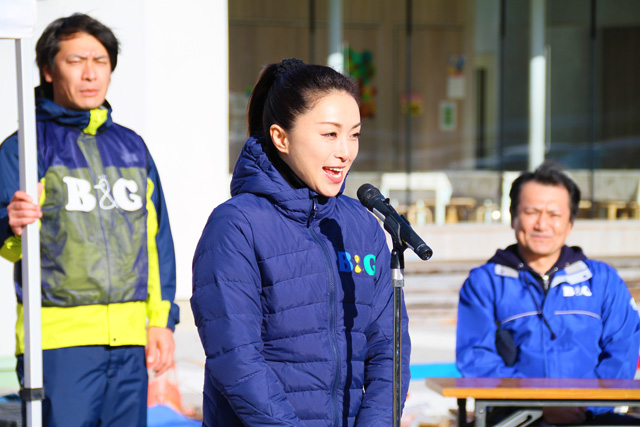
[357,183,433,261]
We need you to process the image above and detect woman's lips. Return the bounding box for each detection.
[323,167,344,183]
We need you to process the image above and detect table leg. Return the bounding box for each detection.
[494,409,542,427]
[457,398,467,427]
[475,401,488,427]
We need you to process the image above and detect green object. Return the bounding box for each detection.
[0,357,18,392]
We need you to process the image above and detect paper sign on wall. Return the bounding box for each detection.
[446,54,465,99]
[439,101,457,131]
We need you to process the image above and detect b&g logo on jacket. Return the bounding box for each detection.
[337,251,376,276]
[562,285,593,297]
[63,175,143,212]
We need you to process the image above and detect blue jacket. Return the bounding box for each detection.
[457,245,640,380]
[191,137,410,426]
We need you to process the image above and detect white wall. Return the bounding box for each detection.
[402,220,640,263]
[0,0,229,357]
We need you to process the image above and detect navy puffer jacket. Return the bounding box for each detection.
[191,137,410,426]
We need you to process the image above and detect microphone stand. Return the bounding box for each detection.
[356,184,432,426]
[390,237,407,427]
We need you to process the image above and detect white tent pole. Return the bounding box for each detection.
[16,37,43,427]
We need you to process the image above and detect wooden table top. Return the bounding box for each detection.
[425,377,640,400]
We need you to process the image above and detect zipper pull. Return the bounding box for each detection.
[307,199,317,227]
[541,274,549,291]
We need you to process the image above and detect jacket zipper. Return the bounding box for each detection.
[522,270,557,376]
[538,267,558,340]
[77,133,113,302]
[307,199,340,427]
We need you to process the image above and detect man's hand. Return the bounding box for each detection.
[542,407,588,425]
[7,184,43,236]
[146,326,175,376]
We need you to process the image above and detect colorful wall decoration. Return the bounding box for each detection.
[345,48,377,119]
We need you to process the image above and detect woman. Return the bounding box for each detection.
[191,58,411,426]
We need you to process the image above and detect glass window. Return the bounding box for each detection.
[228,0,640,221]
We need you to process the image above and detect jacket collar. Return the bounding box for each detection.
[230,136,341,223]
[490,244,586,271]
[549,260,592,288]
[490,244,589,287]
[36,94,113,134]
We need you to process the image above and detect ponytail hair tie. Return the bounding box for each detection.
[276,58,305,80]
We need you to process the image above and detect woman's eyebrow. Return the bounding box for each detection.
[317,121,362,129]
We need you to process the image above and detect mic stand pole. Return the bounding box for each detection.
[390,239,406,427]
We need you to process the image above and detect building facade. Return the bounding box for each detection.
[229,0,640,221]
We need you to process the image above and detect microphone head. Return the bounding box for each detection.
[357,183,382,209]
[415,243,433,261]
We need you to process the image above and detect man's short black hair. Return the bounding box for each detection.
[509,161,581,222]
[35,13,120,99]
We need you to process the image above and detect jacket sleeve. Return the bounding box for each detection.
[595,263,640,379]
[146,150,179,330]
[355,223,411,426]
[190,204,303,426]
[456,266,526,378]
[0,132,41,263]
[0,133,20,261]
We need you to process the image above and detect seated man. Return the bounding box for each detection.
[456,162,640,425]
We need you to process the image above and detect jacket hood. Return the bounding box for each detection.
[230,136,343,223]
[35,90,113,133]
[489,243,587,272]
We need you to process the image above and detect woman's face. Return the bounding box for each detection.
[272,91,360,197]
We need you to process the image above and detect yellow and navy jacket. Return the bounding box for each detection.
[0,95,179,355]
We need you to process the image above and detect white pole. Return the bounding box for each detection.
[528,0,546,171]
[16,37,43,427]
[327,0,343,73]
